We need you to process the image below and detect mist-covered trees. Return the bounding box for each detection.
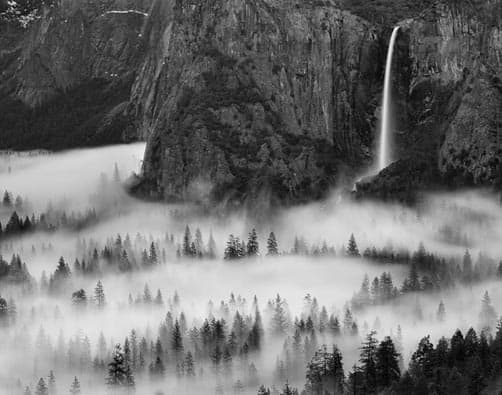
[106,344,135,389]
[267,232,279,256]
[479,291,497,329]
[94,280,106,308]
[346,234,360,257]
[305,345,344,395]
[69,376,81,394]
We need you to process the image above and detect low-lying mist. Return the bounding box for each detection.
[1,145,502,394]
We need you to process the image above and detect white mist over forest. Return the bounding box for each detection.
[1,144,502,394]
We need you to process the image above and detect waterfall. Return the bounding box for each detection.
[378,26,400,172]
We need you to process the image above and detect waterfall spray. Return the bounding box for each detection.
[378,26,400,171]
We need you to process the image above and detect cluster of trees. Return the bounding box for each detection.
[71,233,168,277]
[13,276,502,395]
[1,190,28,212]
[178,225,217,259]
[0,293,16,327]
[24,372,81,395]
[0,208,99,240]
[0,254,32,285]
[260,317,502,395]
[223,230,281,260]
[353,245,502,311]
[393,322,502,394]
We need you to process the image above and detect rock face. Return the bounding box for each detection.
[397,0,502,185]
[0,0,151,149]
[356,0,502,202]
[132,0,382,205]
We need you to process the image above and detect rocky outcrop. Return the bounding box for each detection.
[132,0,382,205]
[356,0,502,201]
[0,0,151,149]
[397,0,502,185]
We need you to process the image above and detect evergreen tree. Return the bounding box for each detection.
[94,280,106,308]
[143,284,152,303]
[267,232,279,256]
[375,337,401,389]
[208,231,217,259]
[106,344,135,389]
[113,163,121,182]
[347,234,360,257]
[47,370,56,394]
[270,294,290,336]
[359,331,378,392]
[224,235,240,260]
[463,250,473,282]
[149,242,157,264]
[305,345,344,394]
[2,191,12,208]
[479,291,497,329]
[184,351,195,376]
[71,289,87,307]
[257,385,271,395]
[182,225,193,257]
[172,319,184,356]
[154,289,163,305]
[279,383,298,395]
[437,300,446,322]
[194,228,204,257]
[69,376,81,394]
[35,378,48,395]
[247,229,259,256]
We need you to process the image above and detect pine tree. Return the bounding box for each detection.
[94,280,106,308]
[479,291,497,329]
[208,230,217,259]
[184,351,195,376]
[194,228,204,257]
[35,378,48,395]
[149,242,157,264]
[182,225,193,257]
[463,250,473,282]
[47,370,56,394]
[347,234,360,257]
[113,163,121,183]
[270,294,289,336]
[267,232,279,256]
[359,331,378,392]
[437,300,446,322]
[69,376,81,394]
[106,344,135,388]
[72,289,87,307]
[143,284,152,303]
[305,345,345,394]
[257,385,271,395]
[2,191,12,208]
[247,229,259,257]
[172,319,184,356]
[224,235,238,260]
[279,383,298,395]
[154,289,163,305]
[375,336,401,389]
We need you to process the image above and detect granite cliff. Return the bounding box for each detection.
[130,0,382,205]
[0,0,151,149]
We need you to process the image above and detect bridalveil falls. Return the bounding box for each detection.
[378,26,400,172]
